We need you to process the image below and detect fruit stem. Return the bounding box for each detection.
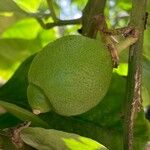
[123,0,147,150]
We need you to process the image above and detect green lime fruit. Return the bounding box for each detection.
[27,35,112,116]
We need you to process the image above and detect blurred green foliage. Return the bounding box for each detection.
[0,0,150,149]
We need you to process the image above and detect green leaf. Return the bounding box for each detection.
[20,127,107,150]
[0,0,27,15]
[0,15,17,35]
[38,28,57,47]
[0,101,49,128]
[2,18,41,39]
[0,0,28,34]
[118,2,131,10]
[0,55,34,108]
[0,113,21,129]
[13,0,42,13]
[0,38,41,69]
[113,63,128,76]
[0,38,41,61]
[0,19,42,67]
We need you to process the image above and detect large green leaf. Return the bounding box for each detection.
[21,127,107,150]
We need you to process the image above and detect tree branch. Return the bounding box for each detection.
[37,17,82,29]
[123,0,147,150]
[35,0,106,34]
[82,0,107,38]
[28,12,51,19]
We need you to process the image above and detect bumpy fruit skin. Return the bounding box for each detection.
[27,35,112,116]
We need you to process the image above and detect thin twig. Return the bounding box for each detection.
[28,12,51,19]
[123,0,147,150]
[37,17,82,29]
[46,0,58,21]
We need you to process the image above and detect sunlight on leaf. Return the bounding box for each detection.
[13,0,42,13]
[113,63,128,76]
[0,63,19,80]
[63,137,107,150]
[0,12,13,17]
[118,2,131,10]
[21,127,108,150]
[2,18,41,39]
[38,28,57,47]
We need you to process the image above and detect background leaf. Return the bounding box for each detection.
[0,55,34,108]
[21,127,107,150]
[13,0,42,13]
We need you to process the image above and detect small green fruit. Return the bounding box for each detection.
[27,35,112,116]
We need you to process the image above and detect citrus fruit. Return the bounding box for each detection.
[27,35,112,116]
